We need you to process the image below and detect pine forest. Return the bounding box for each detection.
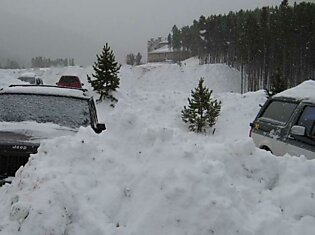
[168,1,315,93]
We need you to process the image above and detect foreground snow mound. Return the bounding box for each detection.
[0,63,314,235]
[1,128,315,235]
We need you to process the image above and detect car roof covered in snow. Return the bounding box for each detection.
[0,85,90,99]
[18,72,37,78]
[273,80,315,102]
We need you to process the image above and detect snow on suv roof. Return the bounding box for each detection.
[274,80,315,102]
[0,85,90,99]
[19,72,36,77]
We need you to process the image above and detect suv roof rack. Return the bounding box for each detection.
[8,84,89,97]
[9,84,88,92]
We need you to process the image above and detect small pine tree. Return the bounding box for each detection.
[87,43,121,102]
[182,78,221,133]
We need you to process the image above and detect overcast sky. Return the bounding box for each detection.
[0,0,310,66]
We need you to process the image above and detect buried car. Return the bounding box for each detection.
[0,85,105,181]
[17,72,43,85]
[250,80,315,159]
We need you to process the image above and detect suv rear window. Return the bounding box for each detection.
[0,94,91,128]
[260,100,297,124]
[60,76,79,83]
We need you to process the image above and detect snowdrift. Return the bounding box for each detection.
[0,60,315,235]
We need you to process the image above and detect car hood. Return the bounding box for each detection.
[0,121,77,144]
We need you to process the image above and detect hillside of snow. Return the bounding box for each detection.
[0,60,315,235]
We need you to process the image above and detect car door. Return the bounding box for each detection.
[286,105,315,159]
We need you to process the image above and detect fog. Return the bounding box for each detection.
[0,0,308,66]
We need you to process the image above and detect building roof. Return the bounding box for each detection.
[149,45,174,54]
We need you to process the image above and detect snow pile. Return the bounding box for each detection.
[0,62,315,235]
[0,66,90,88]
[274,80,315,101]
[0,69,25,87]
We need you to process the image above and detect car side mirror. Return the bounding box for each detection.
[94,123,106,134]
[290,125,306,136]
[81,83,84,86]
[56,82,58,85]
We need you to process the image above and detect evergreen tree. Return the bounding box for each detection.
[181,26,191,51]
[135,52,142,65]
[5,59,20,69]
[126,53,135,65]
[182,78,221,133]
[172,25,182,50]
[64,58,68,67]
[260,7,271,89]
[169,1,315,91]
[270,67,287,95]
[280,0,289,8]
[167,33,172,49]
[87,43,121,102]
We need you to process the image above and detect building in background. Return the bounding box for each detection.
[147,37,190,63]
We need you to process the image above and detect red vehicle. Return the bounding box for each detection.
[56,75,83,89]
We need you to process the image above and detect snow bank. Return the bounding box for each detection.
[0,62,314,235]
[0,69,25,87]
[0,66,90,87]
[274,80,315,101]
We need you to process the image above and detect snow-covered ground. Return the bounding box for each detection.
[0,60,315,235]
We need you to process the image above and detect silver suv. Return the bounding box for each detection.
[250,81,315,159]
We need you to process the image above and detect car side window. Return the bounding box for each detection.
[297,106,315,137]
[260,100,298,124]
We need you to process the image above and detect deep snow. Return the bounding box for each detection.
[0,60,315,235]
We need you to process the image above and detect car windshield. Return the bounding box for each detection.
[0,94,91,128]
[18,77,35,84]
